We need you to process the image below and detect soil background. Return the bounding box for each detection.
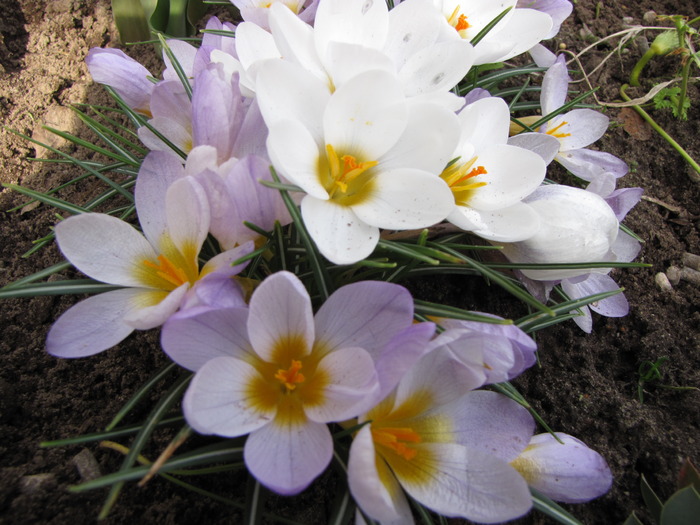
[1,0,699,524]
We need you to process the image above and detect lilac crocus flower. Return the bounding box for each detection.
[163,272,432,495]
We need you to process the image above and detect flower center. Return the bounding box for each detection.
[545,120,571,138]
[440,157,488,206]
[372,426,422,461]
[142,254,190,290]
[447,6,470,35]
[275,359,306,392]
[318,144,377,205]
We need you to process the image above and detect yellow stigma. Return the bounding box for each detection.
[448,6,470,35]
[440,157,488,205]
[275,360,306,391]
[545,120,571,138]
[317,144,377,205]
[372,426,422,461]
[142,254,189,289]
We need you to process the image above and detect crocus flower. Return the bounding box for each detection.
[510,433,613,503]
[443,96,547,242]
[538,55,628,182]
[516,0,573,39]
[431,0,553,65]
[165,272,434,495]
[231,0,320,29]
[46,153,253,358]
[257,64,458,264]
[348,350,533,524]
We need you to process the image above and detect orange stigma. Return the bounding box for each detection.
[545,120,571,138]
[372,427,422,461]
[455,14,470,32]
[142,255,189,288]
[326,144,377,196]
[275,360,306,391]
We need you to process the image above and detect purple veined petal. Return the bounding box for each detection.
[137,116,192,154]
[448,390,535,461]
[244,412,333,495]
[304,347,380,423]
[180,272,247,311]
[378,101,461,175]
[267,119,328,199]
[423,329,488,393]
[123,283,189,329]
[162,39,198,81]
[395,442,533,523]
[314,280,415,356]
[255,59,330,138]
[448,201,542,242]
[556,148,629,182]
[348,425,414,524]
[231,97,269,160]
[201,241,255,278]
[398,39,475,97]
[183,356,276,436]
[374,323,436,401]
[55,213,157,288]
[541,54,569,115]
[149,80,191,125]
[314,0,389,57]
[323,70,408,161]
[572,304,593,333]
[512,432,613,503]
[528,43,557,67]
[161,306,252,371]
[465,145,546,211]
[163,176,210,260]
[605,187,643,221]
[518,0,573,38]
[611,230,641,263]
[193,168,239,250]
[458,96,511,150]
[586,172,618,198]
[508,132,561,165]
[351,168,454,230]
[301,196,380,265]
[46,288,141,358]
[247,271,314,362]
[201,16,237,57]
[551,109,609,151]
[323,42,395,91]
[562,273,629,318]
[462,87,492,106]
[85,48,153,114]
[135,151,188,247]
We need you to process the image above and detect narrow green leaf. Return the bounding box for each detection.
[40,416,185,447]
[376,240,440,265]
[531,488,583,525]
[469,7,512,46]
[1,261,72,289]
[158,33,193,98]
[0,279,121,299]
[245,478,266,525]
[492,382,561,443]
[414,300,513,324]
[641,474,663,522]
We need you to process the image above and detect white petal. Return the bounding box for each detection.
[541,55,569,115]
[399,40,474,97]
[314,0,388,58]
[351,169,453,230]
[551,109,609,151]
[447,202,541,242]
[183,356,275,436]
[163,177,210,258]
[247,271,314,362]
[245,414,332,495]
[46,289,139,358]
[55,214,156,287]
[123,283,189,329]
[458,96,510,150]
[301,197,379,265]
[507,132,560,166]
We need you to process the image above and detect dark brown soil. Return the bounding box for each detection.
[1,1,699,524]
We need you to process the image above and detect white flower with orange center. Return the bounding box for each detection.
[443,96,546,242]
[257,63,459,264]
[46,152,252,358]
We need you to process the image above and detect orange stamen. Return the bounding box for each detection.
[275,360,306,391]
[455,14,470,32]
[142,255,189,288]
[326,144,377,196]
[372,426,422,460]
[545,120,571,138]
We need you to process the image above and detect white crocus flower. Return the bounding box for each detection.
[443,97,546,242]
[431,0,553,64]
[257,62,458,264]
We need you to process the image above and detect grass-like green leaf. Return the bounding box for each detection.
[531,488,584,525]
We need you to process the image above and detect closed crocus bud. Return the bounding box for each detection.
[511,433,613,504]
[498,185,619,281]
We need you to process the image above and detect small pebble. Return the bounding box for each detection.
[655,272,673,292]
[72,448,102,482]
[666,266,682,285]
[20,473,56,494]
[643,11,657,24]
[681,252,700,271]
[681,267,700,286]
[622,17,634,25]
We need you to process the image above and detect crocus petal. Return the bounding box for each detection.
[398,39,474,97]
[528,43,557,67]
[562,273,629,318]
[611,230,642,263]
[551,109,609,151]
[161,307,252,371]
[85,48,153,114]
[447,202,541,242]
[245,414,332,495]
[556,148,629,182]
[458,97,510,150]
[314,0,388,55]
[449,390,535,461]
[163,177,210,259]
[46,288,140,358]
[474,8,552,65]
[268,3,325,76]
[541,54,569,115]
[605,187,643,221]
[162,39,198,80]
[301,196,380,265]
[572,304,593,333]
[323,42,395,90]
[508,132,560,165]
[304,347,379,423]
[511,433,613,503]
[348,425,414,524]
[55,213,157,288]
[351,168,453,230]
[314,281,415,356]
[123,283,189,329]
[183,356,276,436]
[137,117,192,154]
[396,442,532,523]
[247,271,314,361]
